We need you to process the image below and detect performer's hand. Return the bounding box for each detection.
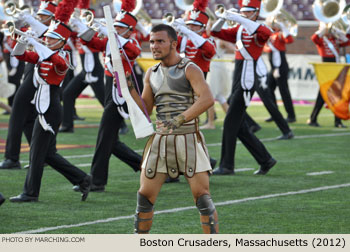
[175,25,191,37]
[273,68,280,79]
[156,114,185,134]
[173,18,185,29]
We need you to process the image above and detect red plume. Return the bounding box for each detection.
[193,0,208,12]
[78,0,90,9]
[121,0,136,12]
[55,0,79,24]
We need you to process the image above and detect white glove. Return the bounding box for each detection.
[223,10,260,35]
[11,37,27,56]
[211,18,226,32]
[27,37,55,61]
[116,34,129,48]
[176,25,206,48]
[21,13,47,37]
[91,23,108,37]
[316,23,327,37]
[173,18,186,29]
[332,27,348,42]
[273,68,280,79]
[70,17,88,34]
[136,22,150,37]
[278,22,290,38]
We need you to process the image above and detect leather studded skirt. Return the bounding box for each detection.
[141,131,212,179]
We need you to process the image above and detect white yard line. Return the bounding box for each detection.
[14,183,350,234]
[307,171,334,176]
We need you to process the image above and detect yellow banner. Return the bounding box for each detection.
[136,58,160,72]
[310,62,350,120]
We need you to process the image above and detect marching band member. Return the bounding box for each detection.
[60,1,105,133]
[73,0,142,192]
[264,18,296,123]
[210,0,277,175]
[0,0,56,170]
[308,22,350,128]
[10,0,91,203]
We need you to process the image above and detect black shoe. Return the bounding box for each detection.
[164,177,180,183]
[73,115,85,121]
[254,158,277,175]
[265,117,273,122]
[307,119,320,127]
[212,167,235,175]
[59,126,74,133]
[286,117,296,123]
[210,157,217,169]
[2,111,10,115]
[73,182,104,193]
[0,193,5,206]
[0,159,21,169]
[249,124,262,133]
[119,125,129,135]
[79,175,92,201]
[9,193,38,203]
[277,131,294,140]
[335,122,347,128]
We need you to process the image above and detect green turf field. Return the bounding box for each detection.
[0,98,349,234]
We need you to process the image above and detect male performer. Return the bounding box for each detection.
[0,0,56,170]
[168,0,216,182]
[73,0,142,192]
[264,19,296,123]
[308,22,350,128]
[210,0,277,175]
[10,0,91,203]
[60,2,105,133]
[128,24,218,234]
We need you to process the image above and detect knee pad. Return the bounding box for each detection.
[196,194,215,216]
[196,194,217,234]
[134,192,154,234]
[136,192,153,213]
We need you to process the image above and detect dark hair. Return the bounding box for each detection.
[151,24,177,42]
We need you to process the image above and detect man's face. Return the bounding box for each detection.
[187,24,203,32]
[37,14,52,26]
[115,26,131,38]
[45,37,64,50]
[149,30,175,60]
[241,10,258,21]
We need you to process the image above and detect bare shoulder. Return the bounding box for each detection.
[185,63,203,78]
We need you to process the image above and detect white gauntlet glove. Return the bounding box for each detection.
[11,37,28,56]
[116,34,129,48]
[224,10,260,35]
[91,23,108,37]
[211,18,226,32]
[332,27,348,42]
[70,17,89,34]
[176,25,206,48]
[278,22,290,38]
[316,23,327,37]
[27,38,55,61]
[21,13,48,37]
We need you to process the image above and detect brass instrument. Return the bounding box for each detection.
[265,9,298,36]
[214,4,236,27]
[174,0,194,12]
[132,0,152,24]
[4,21,45,43]
[162,12,175,25]
[4,1,21,16]
[313,0,346,23]
[259,0,284,19]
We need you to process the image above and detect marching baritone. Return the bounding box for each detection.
[10,0,92,202]
[74,0,142,192]
[210,0,277,175]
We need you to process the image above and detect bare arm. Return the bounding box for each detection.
[126,68,154,116]
[182,64,214,121]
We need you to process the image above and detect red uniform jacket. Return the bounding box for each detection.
[81,36,141,76]
[177,33,216,73]
[16,50,69,86]
[264,32,293,53]
[311,33,350,58]
[211,24,272,60]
